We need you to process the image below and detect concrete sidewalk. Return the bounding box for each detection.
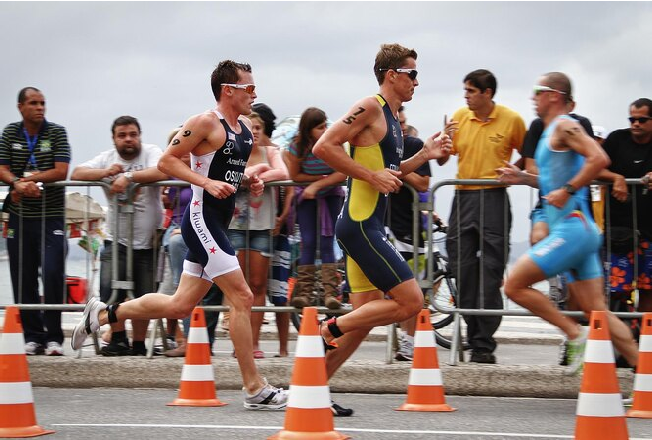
[1,309,634,399]
[26,343,634,400]
[16,314,633,400]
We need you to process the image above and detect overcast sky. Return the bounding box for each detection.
[1,1,650,245]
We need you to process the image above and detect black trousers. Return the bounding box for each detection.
[7,214,67,345]
[446,189,511,353]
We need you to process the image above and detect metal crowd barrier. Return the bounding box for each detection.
[1,177,649,365]
[427,178,650,364]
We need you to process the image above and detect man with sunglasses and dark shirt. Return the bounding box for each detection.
[597,98,652,313]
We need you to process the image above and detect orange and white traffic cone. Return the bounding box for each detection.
[575,310,628,439]
[0,306,54,438]
[396,308,455,412]
[167,307,226,407]
[627,312,652,418]
[269,307,348,440]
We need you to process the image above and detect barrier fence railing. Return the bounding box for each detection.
[428,178,649,364]
[1,178,649,365]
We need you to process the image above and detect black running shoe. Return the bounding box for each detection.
[129,346,148,356]
[100,340,130,356]
[331,400,353,417]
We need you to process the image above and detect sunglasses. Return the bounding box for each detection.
[221,83,256,94]
[378,68,418,80]
[533,85,567,96]
[629,116,652,124]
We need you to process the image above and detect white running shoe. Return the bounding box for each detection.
[45,341,64,356]
[71,297,106,350]
[243,378,288,410]
[394,334,414,362]
[565,326,588,376]
[25,341,45,355]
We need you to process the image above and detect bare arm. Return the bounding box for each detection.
[402,172,429,193]
[496,160,539,188]
[597,168,628,203]
[544,119,610,208]
[258,146,288,182]
[399,131,452,176]
[524,157,539,175]
[21,161,68,183]
[313,97,402,194]
[158,113,238,200]
[71,164,122,181]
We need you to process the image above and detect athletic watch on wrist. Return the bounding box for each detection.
[561,183,577,195]
[9,176,20,188]
[123,171,134,182]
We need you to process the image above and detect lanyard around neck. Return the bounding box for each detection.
[22,128,38,168]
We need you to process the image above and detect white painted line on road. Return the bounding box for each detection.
[50,423,651,439]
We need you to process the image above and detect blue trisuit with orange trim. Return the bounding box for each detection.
[528,115,602,282]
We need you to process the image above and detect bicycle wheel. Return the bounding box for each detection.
[427,272,471,350]
[427,274,456,329]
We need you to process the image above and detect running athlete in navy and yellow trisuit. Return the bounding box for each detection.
[71,60,289,410]
[497,72,638,373]
[313,43,455,381]
[335,94,415,294]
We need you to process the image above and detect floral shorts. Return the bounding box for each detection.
[607,238,652,293]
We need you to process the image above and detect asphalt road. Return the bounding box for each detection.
[32,388,651,440]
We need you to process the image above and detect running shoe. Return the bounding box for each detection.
[623,392,633,407]
[71,297,106,350]
[243,378,288,410]
[558,338,569,366]
[100,340,131,356]
[394,335,414,362]
[25,341,45,356]
[331,400,354,417]
[45,341,64,356]
[565,326,588,376]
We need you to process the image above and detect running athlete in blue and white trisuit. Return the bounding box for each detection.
[71,60,288,410]
[497,72,638,373]
[313,44,454,380]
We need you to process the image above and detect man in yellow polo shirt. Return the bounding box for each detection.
[440,69,526,364]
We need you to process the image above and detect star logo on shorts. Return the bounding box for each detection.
[195,161,202,169]
[209,247,216,254]
[193,200,200,206]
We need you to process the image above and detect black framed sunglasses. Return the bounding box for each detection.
[378,68,418,80]
[628,116,652,124]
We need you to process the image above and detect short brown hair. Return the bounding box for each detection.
[210,60,252,102]
[373,44,418,85]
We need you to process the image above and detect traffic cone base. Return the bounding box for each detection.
[0,426,55,438]
[167,308,226,407]
[269,307,347,440]
[0,307,54,437]
[627,315,652,418]
[574,311,628,440]
[396,309,456,412]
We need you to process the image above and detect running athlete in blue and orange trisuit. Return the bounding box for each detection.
[497,72,639,373]
[71,60,288,410]
[313,43,454,378]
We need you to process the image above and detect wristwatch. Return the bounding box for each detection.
[9,176,20,188]
[561,183,577,195]
[123,171,134,182]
